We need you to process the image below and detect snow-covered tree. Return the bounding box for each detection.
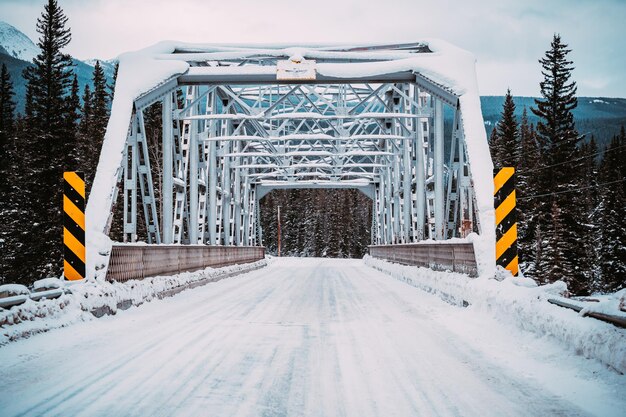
[109,61,119,100]
[494,89,519,168]
[19,0,75,280]
[22,0,73,138]
[0,63,16,169]
[531,34,587,293]
[516,108,540,276]
[80,60,110,195]
[578,137,601,291]
[488,126,499,167]
[64,74,81,169]
[597,132,626,292]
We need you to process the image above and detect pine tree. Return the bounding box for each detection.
[0,63,16,170]
[488,127,499,168]
[542,201,569,284]
[597,134,626,292]
[619,125,626,195]
[81,84,93,131]
[495,89,519,168]
[109,61,119,101]
[91,61,109,139]
[81,60,110,195]
[516,109,540,275]
[531,34,587,293]
[578,137,602,291]
[77,83,92,179]
[64,74,81,169]
[19,0,74,280]
[532,34,581,209]
[22,0,73,137]
[0,64,17,283]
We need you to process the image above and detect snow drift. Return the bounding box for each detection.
[364,255,626,374]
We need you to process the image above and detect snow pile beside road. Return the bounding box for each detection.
[0,260,266,345]
[364,255,626,373]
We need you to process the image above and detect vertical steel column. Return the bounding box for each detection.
[434,98,445,240]
[415,101,426,241]
[207,113,218,245]
[445,108,458,238]
[402,127,412,243]
[233,147,242,245]
[371,187,378,244]
[222,140,232,245]
[458,132,467,236]
[188,89,199,244]
[392,145,401,243]
[386,88,401,243]
[255,190,263,245]
[123,117,137,242]
[376,180,387,244]
[162,93,173,244]
[242,175,251,245]
[136,111,161,243]
[384,164,393,244]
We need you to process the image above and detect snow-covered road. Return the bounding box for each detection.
[1,258,624,417]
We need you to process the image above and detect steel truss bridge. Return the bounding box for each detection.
[85,41,494,280]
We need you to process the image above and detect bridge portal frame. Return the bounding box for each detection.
[120,76,478,248]
[86,42,496,279]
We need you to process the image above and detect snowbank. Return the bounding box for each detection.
[0,260,266,345]
[364,256,626,374]
[578,289,626,317]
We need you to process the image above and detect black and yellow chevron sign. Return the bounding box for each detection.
[494,167,518,276]
[63,172,86,281]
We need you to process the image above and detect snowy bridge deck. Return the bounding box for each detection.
[1,258,624,417]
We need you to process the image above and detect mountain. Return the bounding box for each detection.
[481,96,626,147]
[0,21,115,113]
[83,58,117,77]
[0,21,39,62]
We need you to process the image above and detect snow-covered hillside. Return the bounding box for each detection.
[83,58,117,72]
[0,21,38,62]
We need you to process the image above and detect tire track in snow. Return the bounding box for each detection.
[0,258,620,417]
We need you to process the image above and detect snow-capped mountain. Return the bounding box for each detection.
[82,58,118,77]
[0,21,39,62]
[0,20,116,112]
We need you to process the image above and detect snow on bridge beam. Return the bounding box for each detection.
[177,70,417,86]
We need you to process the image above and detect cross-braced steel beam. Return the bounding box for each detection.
[116,45,481,251]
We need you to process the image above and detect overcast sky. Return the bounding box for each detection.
[1,0,624,97]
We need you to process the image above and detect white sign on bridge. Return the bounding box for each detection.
[277,59,317,80]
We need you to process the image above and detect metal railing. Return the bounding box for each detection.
[547,298,626,329]
[368,243,478,277]
[106,245,265,282]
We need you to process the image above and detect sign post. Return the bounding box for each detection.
[494,167,518,276]
[63,172,86,280]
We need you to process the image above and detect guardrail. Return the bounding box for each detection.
[547,298,626,329]
[106,245,265,282]
[0,288,68,310]
[368,242,478,277]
